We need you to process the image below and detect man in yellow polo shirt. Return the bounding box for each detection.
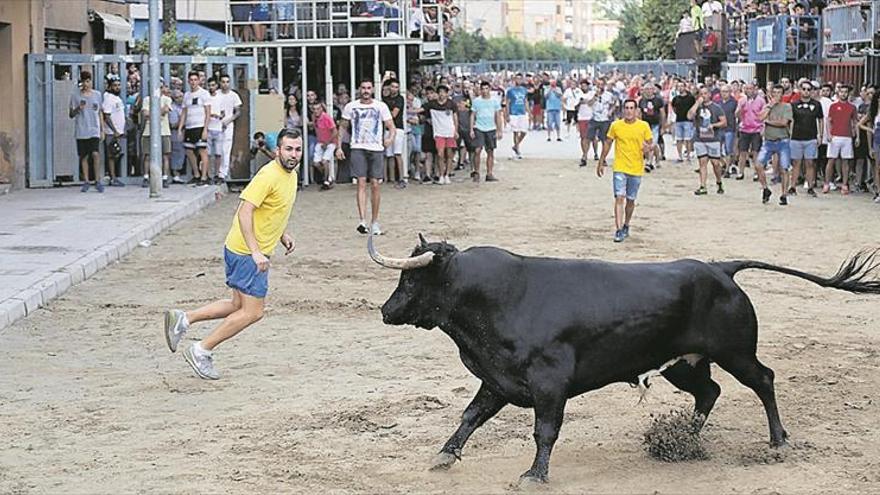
[163,128,303,380]
[597,99,653,243]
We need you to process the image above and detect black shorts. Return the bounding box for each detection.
[458,130,477,152]
[184,127,207,149]
[422,131,436,153]
[76,137,99,157]
[474,129,497,151]
[565,110,577,125]
[350,148,385,180]
[738,132,762,153]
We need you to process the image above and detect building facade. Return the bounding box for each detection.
[0,0,132,191]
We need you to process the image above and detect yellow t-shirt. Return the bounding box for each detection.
[607,119,653,177]
[225,160,298,255]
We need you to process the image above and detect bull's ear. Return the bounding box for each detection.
[418,233,428,248]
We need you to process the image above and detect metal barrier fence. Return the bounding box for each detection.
[441,60,581,76]
[595,60,696,78]
[823,1,876,45]
[26,54,256,188]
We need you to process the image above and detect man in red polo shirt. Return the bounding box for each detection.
[823,85,858,195]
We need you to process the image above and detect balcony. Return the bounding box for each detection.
[823,1,876,45]
[748,15,821,64]
[225,0,444,48]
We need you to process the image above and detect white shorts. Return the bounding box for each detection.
[384,129,405,157]
[509,114,529,133]
[826,136,854,159]
[313,143,336,163]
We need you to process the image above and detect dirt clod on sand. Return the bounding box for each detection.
[643,409,709,462]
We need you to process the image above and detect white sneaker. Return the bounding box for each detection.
[371,222,383,235]
[829,182,838,191]
[163,309,189,353]
[183,344,219,380]
[444,176,452,185]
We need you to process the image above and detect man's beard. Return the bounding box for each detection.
[280,157,299,171]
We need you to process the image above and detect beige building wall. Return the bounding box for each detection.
[130,0,227,22]
[0,0,131,190]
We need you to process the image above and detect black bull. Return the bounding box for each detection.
[369,235,880,484]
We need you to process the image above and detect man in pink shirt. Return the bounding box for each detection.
[735,82,766,180]
[312,102,338,189]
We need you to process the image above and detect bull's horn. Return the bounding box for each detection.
[418,233,428,248]
[369,233,434,270]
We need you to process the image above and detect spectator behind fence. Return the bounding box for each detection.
[312,102,338,190]
[168,89,186,183]
[69,70,104,193]
[102,74,126,187]
[141,79,172,188]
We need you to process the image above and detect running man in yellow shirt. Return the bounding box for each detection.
[597,99,654,243]
[163,128,303,380]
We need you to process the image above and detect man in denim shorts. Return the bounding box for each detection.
[671,81,696,161]
[756,85,793,205]
[163,128,302,380]
[597,99,653,243]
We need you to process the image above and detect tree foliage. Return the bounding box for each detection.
[131,29,214,56]
[605,0,689,61]
[446,30,609,64]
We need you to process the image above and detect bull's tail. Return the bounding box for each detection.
[712,248,880,294]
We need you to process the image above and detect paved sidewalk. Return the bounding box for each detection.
[0,185,220,331]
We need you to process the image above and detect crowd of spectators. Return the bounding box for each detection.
[227,0,459,43]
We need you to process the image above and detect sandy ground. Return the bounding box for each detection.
[1,135,879,494]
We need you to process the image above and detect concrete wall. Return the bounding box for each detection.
[0,0,130,191]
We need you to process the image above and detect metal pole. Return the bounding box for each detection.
[148,0,162,197]
[399,43,408,180]
[301,45,309,186]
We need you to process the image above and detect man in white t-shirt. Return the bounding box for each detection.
[141,80,173,188]
[216,75,242,183]
[336,79,395,236]
[576,79,593,167]
[177,70,212,186]
[102,75,126,187]
[562,79,583,139]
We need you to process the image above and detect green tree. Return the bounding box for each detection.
[131,29,208,56]
[609,0,645,61]
[639,0,689,59]
[445,30,609,64]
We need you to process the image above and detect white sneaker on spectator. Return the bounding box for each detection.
[371,222,383,236]
[829,182,838,191]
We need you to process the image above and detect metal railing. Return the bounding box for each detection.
[224,0,443,45]
[823,1,876,45]
[748,15,821,63]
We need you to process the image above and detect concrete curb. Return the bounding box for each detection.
[0,187,219,333]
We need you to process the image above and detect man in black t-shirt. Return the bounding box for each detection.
[789,81,824,197]
[382,79,406,186]
[671,82,697,162]
[638,84,666,170]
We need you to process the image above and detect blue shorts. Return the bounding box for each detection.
[757,139,792,171]
[674,121,695,141]
[224,247,269,298]
[650,124,661,145]
[722,130,736,156]
[546,109,561,131]
[613,171,642,201]
[790,139,818,160]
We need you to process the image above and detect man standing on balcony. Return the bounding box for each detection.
[336,80,395,236]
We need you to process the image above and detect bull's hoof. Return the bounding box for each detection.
[770,430,790,448]
[517,472,548,486]
[429,452,458,471]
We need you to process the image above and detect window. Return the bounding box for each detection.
[44,29,83,53]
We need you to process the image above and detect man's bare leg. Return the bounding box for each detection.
[370,178,381,224]
[200,292,264,351]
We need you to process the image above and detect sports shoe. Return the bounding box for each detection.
[110,178,125,187]
[164,309,189,353]
[873,193,880,203]
[808,188,817,197]
[621,224,630,238]
[183,344,219,380]
[187,176,199,185]
[172,175,185,184]
[829,182,838,191]
[142,177,149,188]
[613,229,625,243]
[762,188,772,204]
[779,195,788,206]
[80,182,90,193]
[356,222,368,234]
[694,186,708,196]
[371,222,383,236]
[471,171,479,183]
[445,175,452,185]
[95,181,105,193]
[822,183,831,194]
[787,187,797,196]
[162,177,169,188]
[214,176,225,186]
[716,182,724,194]
[485,174,499,182]
[579,158,587,167]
